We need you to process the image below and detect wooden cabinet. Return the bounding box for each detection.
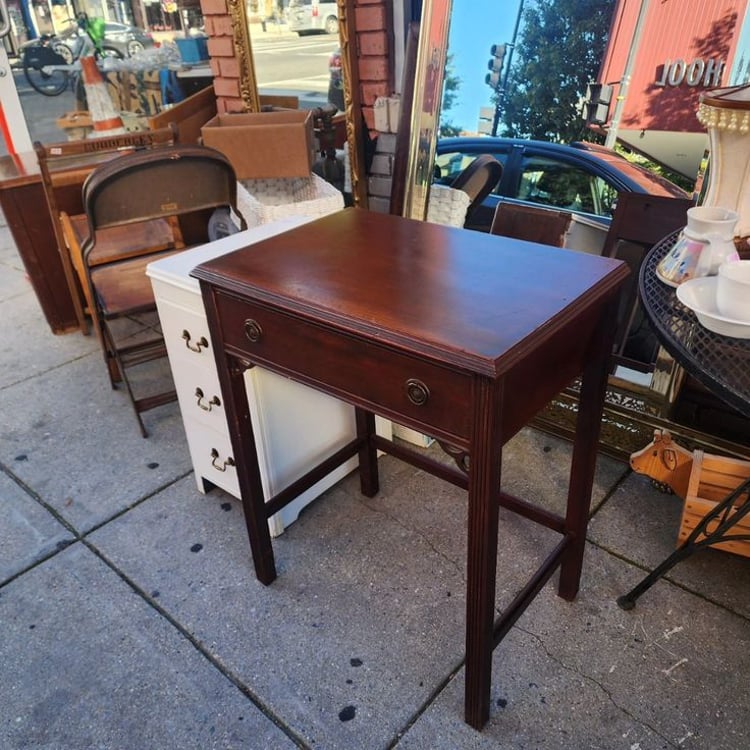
[0,152,79,334]
[147,218,374,536]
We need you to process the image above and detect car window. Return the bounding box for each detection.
[516,155,612,216]
[516,156,594,213]
[434,150,507,186]
[592,179,619,217]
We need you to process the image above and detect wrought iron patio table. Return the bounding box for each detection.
[618,230,750,610]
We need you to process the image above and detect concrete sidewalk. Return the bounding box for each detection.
[0,209,749,749]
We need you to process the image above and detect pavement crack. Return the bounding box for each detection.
[514,623,680,749]
[356,490,464,578]
[0,351,98,393]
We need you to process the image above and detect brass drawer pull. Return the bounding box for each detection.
[195,387,221,411]
[210,448,235,472]
[244,319,263,343]
[405,378,430,406]
[182,329,209,353]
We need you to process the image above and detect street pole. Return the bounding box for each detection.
[492,0,525,136]
[605,0,650,149]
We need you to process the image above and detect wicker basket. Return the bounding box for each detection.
[426,184,471,227]
[236,173,344,227]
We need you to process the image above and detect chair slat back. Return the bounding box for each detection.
[81,145,240,238]
[602,192,695,369]
[490,202,572,247]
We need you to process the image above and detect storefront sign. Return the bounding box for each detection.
[656,58,726,87]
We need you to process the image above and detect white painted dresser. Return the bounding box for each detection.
[147,218,368,537]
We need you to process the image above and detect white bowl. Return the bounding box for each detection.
[676,276,750,339]
[716,260,750,321]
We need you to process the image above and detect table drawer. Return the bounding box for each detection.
[214,293,473,441]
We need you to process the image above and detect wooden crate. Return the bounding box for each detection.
[679,450,750,557]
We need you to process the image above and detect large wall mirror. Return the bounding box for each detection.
[226,0,368,205]
[393,0,744,460]
[401,0,453,221]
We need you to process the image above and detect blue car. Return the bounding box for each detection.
[435,137,688,232]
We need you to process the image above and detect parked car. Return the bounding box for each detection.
[435,137,689,232]
[327,47,344,111]
[287,0,339,35]
[57,21,155,59]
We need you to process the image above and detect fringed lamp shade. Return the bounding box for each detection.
[697,84,750,249]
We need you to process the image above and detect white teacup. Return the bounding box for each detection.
[716,260,750,321]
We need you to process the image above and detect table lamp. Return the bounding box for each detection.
[696,83,750,252]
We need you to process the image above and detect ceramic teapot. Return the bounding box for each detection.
[656,206,739,286]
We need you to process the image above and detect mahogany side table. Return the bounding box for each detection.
[193,208,628,730]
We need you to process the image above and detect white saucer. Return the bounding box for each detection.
[676,277,750,339]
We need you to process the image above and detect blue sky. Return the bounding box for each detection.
[443,0,524,133]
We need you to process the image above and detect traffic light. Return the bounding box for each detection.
[485,44,506,90]
[582,83,613,125]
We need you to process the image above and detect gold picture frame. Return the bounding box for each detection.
[402,0,453,220]
[226,0,368,206]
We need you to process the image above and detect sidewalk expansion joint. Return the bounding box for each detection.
[83,540,313,750]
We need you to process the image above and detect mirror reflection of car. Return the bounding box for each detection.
[435,137,689,233]
[287,0,339,36]
[328,47,344,111]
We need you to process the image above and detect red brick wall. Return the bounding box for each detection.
[200,0,244,113]
[199,0,393,121]
[354,1,392,131]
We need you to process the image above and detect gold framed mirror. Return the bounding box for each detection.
[226,0,261,113]
[401,0,453,220]
[225,0,368,206]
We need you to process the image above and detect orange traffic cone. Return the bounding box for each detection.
[80,56,126,138]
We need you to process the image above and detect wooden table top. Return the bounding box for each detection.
[193,207,629,378]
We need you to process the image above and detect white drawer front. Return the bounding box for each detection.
[185,420,240,498]
[156,298,216,373]
[172,360,228,433]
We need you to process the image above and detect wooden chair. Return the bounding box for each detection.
[490,202,573,247]
[601,192,694,373]
[34,126,178,333]
[79,144,246,437]
[449,154,503,225]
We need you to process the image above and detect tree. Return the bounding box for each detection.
[439,54,463,137]
[500,0,616,143]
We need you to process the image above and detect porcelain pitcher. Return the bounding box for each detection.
[656,206,739,286]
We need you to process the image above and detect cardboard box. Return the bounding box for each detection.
[104,70,162,116]
[201,111,315,179]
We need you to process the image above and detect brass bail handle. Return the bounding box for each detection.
[210,448,235,472]
[182,329,209,353]
[195,387,221,411]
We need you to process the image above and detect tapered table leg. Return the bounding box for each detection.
[560,298,619,600]
[355,407,379,497]
[464,380,502,729]
[227,358,277,585]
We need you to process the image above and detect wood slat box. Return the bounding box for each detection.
[679,450,750,558]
